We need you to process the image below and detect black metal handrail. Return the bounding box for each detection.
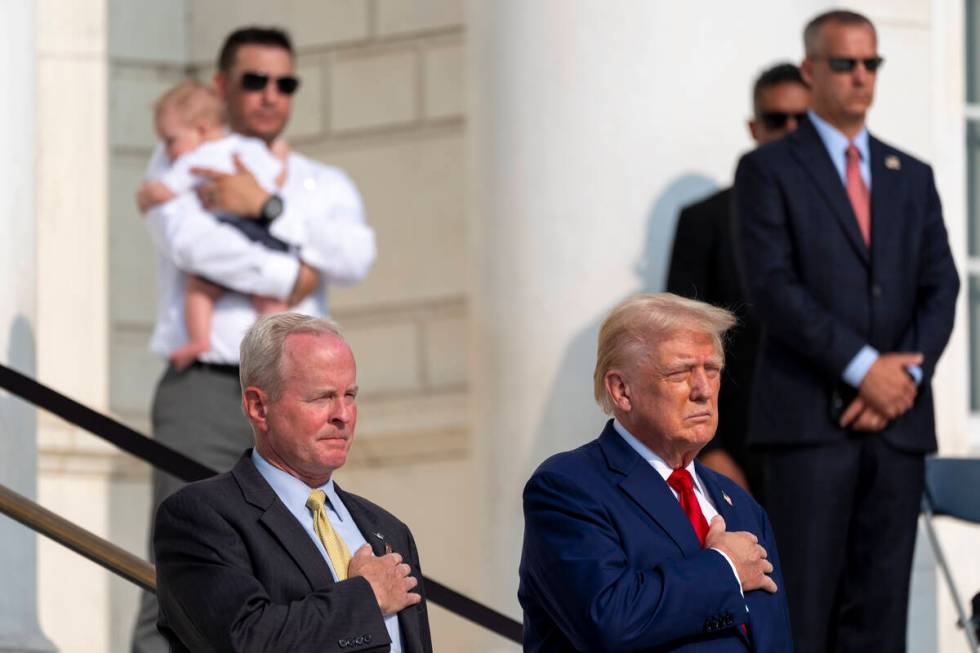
[0,362,522,645]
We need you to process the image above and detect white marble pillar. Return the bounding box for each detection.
[467,0,827,639]
[0,2,56,651]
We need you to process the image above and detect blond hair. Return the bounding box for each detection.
[593,293,736,413]
[154,79,226,128]
[239,313,344,400]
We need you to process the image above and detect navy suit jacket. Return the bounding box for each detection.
[154,451,433,653]
[519,422,793,652]
[734,118,958,451]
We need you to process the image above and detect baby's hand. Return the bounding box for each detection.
[136,181,176,213]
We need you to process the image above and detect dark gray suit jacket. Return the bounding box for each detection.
[154,451,433,653]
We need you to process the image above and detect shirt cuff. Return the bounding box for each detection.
[256,252,301,301]
[906,364,923,386]
[710,547,744,598]
[842,345,879,388]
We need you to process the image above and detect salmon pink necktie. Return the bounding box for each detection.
[846,143,871,246]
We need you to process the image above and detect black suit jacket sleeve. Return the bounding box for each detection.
[155,489,390,653]
[895,165,959,384]
[734,152,868,378]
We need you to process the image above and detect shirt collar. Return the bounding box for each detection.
[808,108,869,163]
[251,448,344,520]
[612,419,707,496]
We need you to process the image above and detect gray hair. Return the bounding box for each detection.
[803,10,876,56]
[239,313,343,399]
[593,293,736,414]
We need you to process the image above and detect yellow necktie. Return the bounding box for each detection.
[306,489,353,581]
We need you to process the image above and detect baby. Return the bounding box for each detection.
[139,80,290,371]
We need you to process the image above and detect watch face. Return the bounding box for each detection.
[263,195,284,220]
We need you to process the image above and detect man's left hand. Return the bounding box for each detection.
[193,154,269,218]
[839,396,889,432]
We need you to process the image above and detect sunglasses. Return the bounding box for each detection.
[240,71,301,95]
[816,56,884,73]
[758,111,808,130]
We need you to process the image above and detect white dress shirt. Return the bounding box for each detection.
[612,420,743,593]
[251,450,404,652]
[144,141,376,363]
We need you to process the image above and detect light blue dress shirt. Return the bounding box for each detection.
[806,110,921,387]
[252,449,404,653]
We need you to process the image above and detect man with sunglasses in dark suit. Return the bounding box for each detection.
[667,63,809,501]
[735,10,958,652]
[134,27,376,653]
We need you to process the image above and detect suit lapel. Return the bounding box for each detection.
[598,424,702,554]
[789,119,870,265]
[232,452,334,592]
[339,485,424,653]
[869,136,902,283]
[694,461,738,530]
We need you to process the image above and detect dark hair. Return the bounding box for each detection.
[217,27,294,72]
[803,10,876,55]
[752,62,807,114]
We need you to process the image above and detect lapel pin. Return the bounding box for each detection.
[722,491,733,507]
[374,532,384,540]
[885,155,901,170]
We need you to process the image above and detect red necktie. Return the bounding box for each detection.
[667,469,710,546]
[846,143,871,246]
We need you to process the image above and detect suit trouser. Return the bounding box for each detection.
[763,434,924,653]
[130,364,253,653]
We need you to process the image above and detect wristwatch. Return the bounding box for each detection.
[259,194,284,223]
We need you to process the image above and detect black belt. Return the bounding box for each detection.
[188,361,240,376]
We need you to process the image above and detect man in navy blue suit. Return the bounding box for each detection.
[734,10,959,653]
[519,293,793,652]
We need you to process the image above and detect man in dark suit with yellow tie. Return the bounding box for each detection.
[734,9,959,652]
[153,314,433,652]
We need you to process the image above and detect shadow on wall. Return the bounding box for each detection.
[0,315,38,475]
[528,173,718,472]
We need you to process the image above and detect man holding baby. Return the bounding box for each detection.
[130,26,376,653]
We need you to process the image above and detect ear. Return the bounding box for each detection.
[748,118,761,144]
[213,71,228,101]
[604,370,632,412]
[243,386,270,433]
[800,57,815,87]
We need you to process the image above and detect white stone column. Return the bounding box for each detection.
[0,2,56,651]
[467,0,827,641]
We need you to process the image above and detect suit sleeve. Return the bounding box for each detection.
[666,205,714,300]
[896,166,959,384]
[734,152,868,378]
[154,491,390,653]
[521,470,747,651]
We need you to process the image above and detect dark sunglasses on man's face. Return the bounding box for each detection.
[240,71,301,95]
[820,56,884,73]
[758,111,808,130]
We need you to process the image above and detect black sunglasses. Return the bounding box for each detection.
[240,71,301,95]
[758,111,808,130]
[817,56,884,73]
